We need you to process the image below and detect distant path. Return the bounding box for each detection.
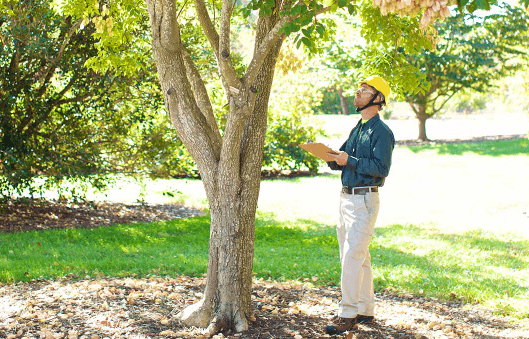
[387,113,528,141]
[396,133,526,146]
[318,113,529,147]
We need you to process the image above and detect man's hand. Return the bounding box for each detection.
[327,151,349,166]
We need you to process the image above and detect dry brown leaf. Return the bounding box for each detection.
[159,330,176,336]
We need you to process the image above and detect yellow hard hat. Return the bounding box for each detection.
[359,76,390,99]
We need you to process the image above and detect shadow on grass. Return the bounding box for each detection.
[253,214,529,317]
[1,213,528,317]
[406,138,529,156]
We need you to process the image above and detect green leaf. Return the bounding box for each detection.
[457,0,470,12]
[474,0,490,10]
[296,38,303,48]
[338,0,347,8]
[301,37,312,48]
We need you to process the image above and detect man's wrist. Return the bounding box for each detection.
[346,156,359,170]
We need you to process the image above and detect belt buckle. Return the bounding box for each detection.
[354,187,367,195]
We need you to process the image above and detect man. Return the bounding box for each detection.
[325,75,395,335]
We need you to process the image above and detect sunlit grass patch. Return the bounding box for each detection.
[0,217,212,283]
[1,214,528,318]
[371,225,529,318]
[406,138,529,156]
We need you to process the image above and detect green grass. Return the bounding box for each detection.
[2,138,528,320]
[0,218,211,282]
[406,138,529,156]
[2,212,528,318]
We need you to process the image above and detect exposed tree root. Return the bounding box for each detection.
[177,299,249,335]
[176,299,212,329]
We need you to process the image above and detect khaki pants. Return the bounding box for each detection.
[337,190,380,318]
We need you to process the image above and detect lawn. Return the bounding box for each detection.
[1,136,528,319]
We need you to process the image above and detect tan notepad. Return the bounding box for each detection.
[299,143,339,162]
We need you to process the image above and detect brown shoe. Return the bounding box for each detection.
[325,317,358,334]
[357,315,374,323]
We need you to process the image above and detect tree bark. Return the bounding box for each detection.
[416,103,430,141]
[337,87,350,115]
[145,0,283,333]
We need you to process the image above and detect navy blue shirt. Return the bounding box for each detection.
[328,114,395,188]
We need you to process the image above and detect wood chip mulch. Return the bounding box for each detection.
[0,200,204,233]
[1,191,528,338]
[1,276,528,339]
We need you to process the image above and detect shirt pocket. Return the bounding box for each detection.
[357,134,372,158]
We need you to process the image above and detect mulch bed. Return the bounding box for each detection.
[1,134,528,339]
[0,200,204,233]
[1,276,528,339]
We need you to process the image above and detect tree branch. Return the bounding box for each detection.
[146,0,221,178]
[245,1,333,86]
[182,46,223,147]
[193,0,220,54]
[244,14,291,85]
[433,89,459,114]
[217,0,240,87]
[37,18,82,84]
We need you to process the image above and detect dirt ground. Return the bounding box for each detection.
[2,195,529,338]
[1,275,528,339]
[1,134,528,338]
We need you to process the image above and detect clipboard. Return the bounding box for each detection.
[299,143,340,162]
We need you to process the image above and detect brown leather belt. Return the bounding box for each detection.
[342,186,378,195]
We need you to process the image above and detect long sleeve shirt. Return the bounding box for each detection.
[328,114,395,188]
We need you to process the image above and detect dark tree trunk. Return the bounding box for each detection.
[337,87,350,115]
[145,0,283,333]
[417,103,430,141]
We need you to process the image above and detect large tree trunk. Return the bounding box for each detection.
[145,0,283,333]
[337,87,350,115]
[416,104,430,141]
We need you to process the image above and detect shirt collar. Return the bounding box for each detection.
[358,114,380,128]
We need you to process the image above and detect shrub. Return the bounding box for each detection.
[263,111,323,174]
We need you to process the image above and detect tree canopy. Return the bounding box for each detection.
[405,2,529,140]
[2,0,508,334]
[0,0,172,202]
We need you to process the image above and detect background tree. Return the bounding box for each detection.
[0,0,165,201]
[0,0,322,204]
[58,0,491,334]
[404,3,529,140]
[311,14,363,115]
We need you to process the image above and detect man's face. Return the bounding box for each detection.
[354,83,377,108]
